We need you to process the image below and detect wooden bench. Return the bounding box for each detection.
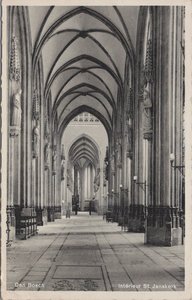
[121,215,129,231]
[106,211,113,223]
[15,207,38,240]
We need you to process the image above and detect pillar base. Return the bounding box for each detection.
[118,218,124,226]
[36,207,48,226]
[42,208,48,225]
[118,207,129,229]
[36,208,43,226]
[118,214,124,226]
[112,206,119,222]
[145,206,183,246]
[6,206,16,245]
[128,204,145,232]
[47,206,55,222]
[145,226,182,246]
[54,206,61,219]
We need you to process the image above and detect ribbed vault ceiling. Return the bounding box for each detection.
[68,135,100,169]
[29,6,139,135]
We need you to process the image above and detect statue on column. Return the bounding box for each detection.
[52,146,57,174]
[104,147,109,180]
[44,112,50,168]
[32,121,40,158]
[44,142,50,168]
[33,89,40,121]
[125,111,133,158]
[116,135,122,167]
[67,169,70,187]
[143,82,152,138]
[104,159,109,181]
[140,38,153,140]
[94,168,100,192]
[110,151,115,175]
[61,144,65,162]
[44,113,50,139]
[67,168,73,192]
[9,35,22,137]
[11,89,22,128]
[61,163,65,180]
[61,147,65,180]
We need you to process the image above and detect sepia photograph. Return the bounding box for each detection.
[1,1,192,299]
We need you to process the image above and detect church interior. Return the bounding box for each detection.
[3,5,188,294]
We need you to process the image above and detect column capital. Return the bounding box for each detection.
[9,126,20,137]
[143,132,153,140]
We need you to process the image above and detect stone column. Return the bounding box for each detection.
[90,164,93,198]
[110,146,116,220]
[87,164,91,199]
[113,150,119,222]
[61,179,65,216]
[8,94,22,241]
[8,135,15,207]
[7,34,22,243]
[8,129,20,243]
[43,170,48,224]
[47,145,56,222]
[123,87,133,227]
[146,7,184,246]
[32,118,42,224]
[114,134,122,223]
[54,141,62,219]
[73,165,79,214]
[108,150,114,211]
[60,146,65,216]
[52,147,57,206]
[43,143,49,223]
[85,166,87,200]
[130,12,153,232]
[80,168,84,211]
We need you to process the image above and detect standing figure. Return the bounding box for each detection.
[143,83,152,136]
[110,152,115,175]
[32,122,40,158]
[89,200,92,215]
[11,89,22,127]
[61,163,65,180]
[94,168,100,192]
[44,143,50,168]
[116,136,122,167]
[52,146,57,173]
[66,202,71,218]
[126,112,133,157]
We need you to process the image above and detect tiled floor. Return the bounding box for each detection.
[7,212,184,292]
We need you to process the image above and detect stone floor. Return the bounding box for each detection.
[7,212,184,292]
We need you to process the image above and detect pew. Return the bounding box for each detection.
[15,207,38,239]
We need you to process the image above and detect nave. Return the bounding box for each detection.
[3,4,187,296]
[7,213,184,292]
